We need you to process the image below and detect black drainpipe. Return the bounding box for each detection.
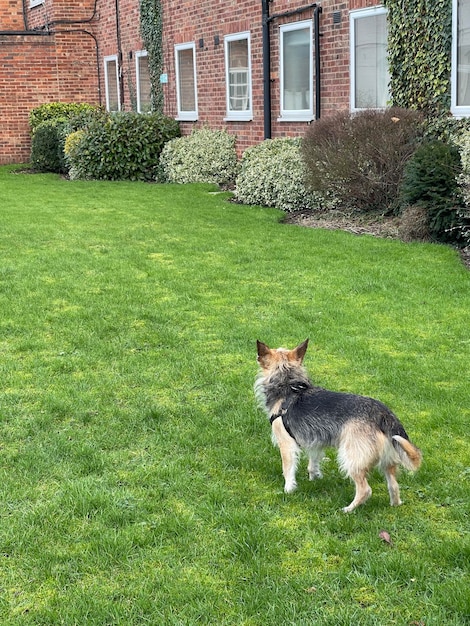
[314,5,322,119]
[262,2,321,139]
[262,0,272,140]
[115,0,124,109]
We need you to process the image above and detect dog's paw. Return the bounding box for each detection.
[308,470,323,481]
[342,504,356,513]
[284,482,297,494]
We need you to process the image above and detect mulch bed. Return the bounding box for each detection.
[282,209,470,271]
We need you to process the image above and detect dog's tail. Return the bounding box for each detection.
[392,435,422,471]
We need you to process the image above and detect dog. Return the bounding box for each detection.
[255,339,422,512]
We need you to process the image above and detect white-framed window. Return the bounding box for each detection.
[104,55,121,112]
[350,6,390,111]
[224,32,253,121]
[136,50,151,113]
[175,43,198,121]
[452,0,470,116]
[279,20,314,122]
[29,0,43,7]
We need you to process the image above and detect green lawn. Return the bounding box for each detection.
[0,165,469,625]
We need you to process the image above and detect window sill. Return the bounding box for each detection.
[224,115,253,122]
[277,115,314,123]
[176,115,198,122]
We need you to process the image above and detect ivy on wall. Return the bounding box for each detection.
[384,0,452,115]
[140,0,164,113]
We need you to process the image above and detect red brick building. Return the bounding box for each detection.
[0,0,431,163]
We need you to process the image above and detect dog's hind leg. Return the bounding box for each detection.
[307,447,324,480]
[384,465,402,506]
[271,417,300,493]
[342,470,372,513]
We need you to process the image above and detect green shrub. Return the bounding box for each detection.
[400,141,465,244]
[302,108,424,213]
[29,102,102,135]
[65,112,180,181]
[453,131,470,247]
[158,127,239,186]
[234,138,325,212]
[30,118,69,173]
[29,103,105,173]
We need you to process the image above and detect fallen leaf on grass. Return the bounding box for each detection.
[379,530,393,545]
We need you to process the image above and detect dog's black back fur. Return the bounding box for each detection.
[268,371,409,450]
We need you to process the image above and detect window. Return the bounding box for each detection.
[224,32,252,121]
[350,7,390,111]
[104,55,120,112]
[175,43,198,121]
[136,50,151,113]
[452,0,470,116]
[29,0,43,7]
[279,20,313,121]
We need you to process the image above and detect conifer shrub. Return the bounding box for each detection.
[65,112,180,181]
[301,108,424,213]
[400,141,465,244]
[158,127,239,186]
[234,138,325,212]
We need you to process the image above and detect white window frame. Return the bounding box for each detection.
[224,32,253,122]
[350,6,390,112]
[104,54,121,112]
[452,0,470,116]
[135,50,151,113]
[175,43,198,121]
[279,20,314,122]
[29,0,43,7]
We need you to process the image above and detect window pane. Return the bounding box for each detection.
[458,0,470,105]
[354,13,389,108]
[137,54,151,113]
[282,27,310,111]
[228,38,249,112]
[177,48,196,112]
[105,59,119,112]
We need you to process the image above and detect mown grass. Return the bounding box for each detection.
[0,165,469,625]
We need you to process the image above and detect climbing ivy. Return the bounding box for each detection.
[140,0,164,113]
[384,0,452,116]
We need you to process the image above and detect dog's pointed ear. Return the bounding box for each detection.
[294,338,309,363]
[256,340,272,366]
[256,340,270,359]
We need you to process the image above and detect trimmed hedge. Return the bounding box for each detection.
[234,138,324,212]
[29,103,102,135]
[158,127,239,186]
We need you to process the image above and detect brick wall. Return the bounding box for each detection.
[0,0,99,165]
[161,0,375,154]
[1,0,376,164]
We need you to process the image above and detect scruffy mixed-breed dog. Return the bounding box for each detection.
[255,339,422,512]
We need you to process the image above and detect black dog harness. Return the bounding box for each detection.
[270,412,298,443]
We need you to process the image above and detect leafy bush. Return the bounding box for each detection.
[29,103,105,173]
[302,108,424,213]
[158,127,239,186]
[234,138,325,212]
[65,112,180,181]
[63,130,86,180]
[29,102,102,135]
[30,119,69,173]
[400,141,465,244]
[453,131,470,248]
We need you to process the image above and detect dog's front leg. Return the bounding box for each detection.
[271,417,300,493]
